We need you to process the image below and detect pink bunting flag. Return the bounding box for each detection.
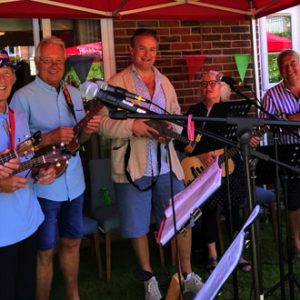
[186,55,206,82]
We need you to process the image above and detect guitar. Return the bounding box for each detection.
[14,147,71,176]
[181,125,269,186]
[35,102,102,177]
[0,131,41,165]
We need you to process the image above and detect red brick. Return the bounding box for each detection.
[171,43,192,50]
[170,28,191,35]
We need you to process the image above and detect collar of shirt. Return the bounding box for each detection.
[131,65,162,95]
[35,76,64,95]
[0,104,8,119]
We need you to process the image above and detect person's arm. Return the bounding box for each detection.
[78,114,103,144]
[38,126,75,148]
[0,175,27,193]
[0,150,19,179]
[32,165,57,184]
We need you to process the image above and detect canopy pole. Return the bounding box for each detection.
[250,17,261,102]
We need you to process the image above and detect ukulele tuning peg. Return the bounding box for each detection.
[56,162,61,167]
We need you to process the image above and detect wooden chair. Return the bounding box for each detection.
[89,158,120,280]
[82,216,103,279]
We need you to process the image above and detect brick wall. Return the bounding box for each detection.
[112,19,257,112]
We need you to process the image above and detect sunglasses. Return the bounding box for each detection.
[200,80,219,88]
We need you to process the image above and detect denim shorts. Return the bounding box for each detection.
[37,194,84,250]
[114,173,185,238]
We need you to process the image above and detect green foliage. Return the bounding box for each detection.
[268,53,282,84]
[64,61,104,88]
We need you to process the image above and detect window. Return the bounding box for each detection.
[259,5,300,91]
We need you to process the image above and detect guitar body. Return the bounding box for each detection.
[165,273,183,300]
[181,151,235,186]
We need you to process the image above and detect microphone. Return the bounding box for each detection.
[95,80,151,103]
[216,74,244,88]
[80,81,147,114]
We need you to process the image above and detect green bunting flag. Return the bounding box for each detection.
[234,54,251,82]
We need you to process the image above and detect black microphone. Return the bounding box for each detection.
[80,81,147,114]
[95,80,151,103]
[216,74,244,88]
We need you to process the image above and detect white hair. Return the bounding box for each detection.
[199,70,231,102]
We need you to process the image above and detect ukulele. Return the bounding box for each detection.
[35,102,102,177]
[181,125,269,186]
[15,147,71,176]
[0,131,41,165]
[145,120,200,147]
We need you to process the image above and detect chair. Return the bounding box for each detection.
[82,216,103,279]
[89,158,120,280]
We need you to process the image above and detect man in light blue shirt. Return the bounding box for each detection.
[10,37,101,300]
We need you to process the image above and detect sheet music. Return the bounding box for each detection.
[157,159,222,246]
[195,205,260,300]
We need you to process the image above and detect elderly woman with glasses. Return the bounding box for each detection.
[176,70,252,273]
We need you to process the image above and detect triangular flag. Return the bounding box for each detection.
[234,54,250,82]
[186,55,206,82]
[66,55,94,83]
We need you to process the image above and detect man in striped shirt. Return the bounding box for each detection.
[261,49,300,259]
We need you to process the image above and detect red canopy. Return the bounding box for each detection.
[267,32,292,52]
[0,0,297,20]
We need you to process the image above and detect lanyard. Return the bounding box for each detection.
[8,107,15,150]
[62,84,77,123]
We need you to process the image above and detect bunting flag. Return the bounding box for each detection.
[66,55,94,83]
[234,54,251,82]
[186,55,206,82]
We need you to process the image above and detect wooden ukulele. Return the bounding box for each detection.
[0,131,41,165]
[14,147,71,176]
[35,102,102,177]
[181,125,269,186]
[145,120,200,147]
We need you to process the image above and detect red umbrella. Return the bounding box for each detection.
[267,32,292,52]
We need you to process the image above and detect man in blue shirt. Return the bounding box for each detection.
[10,37,101,300]
[0,49,56,300]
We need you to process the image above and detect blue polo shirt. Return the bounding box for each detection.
[10,76,86,201]
[0,108,44,247]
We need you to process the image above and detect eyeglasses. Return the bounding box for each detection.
[39,57,65,66]
[200,80,219,88]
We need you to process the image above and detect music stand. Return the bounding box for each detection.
[194,100,252,155]
[256,144,300,299]
[157,159,222,246]
[256,144,300,185]
[196,205,261,300]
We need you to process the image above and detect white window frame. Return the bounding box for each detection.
[259,6,300,93]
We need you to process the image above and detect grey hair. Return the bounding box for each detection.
[35,36,66,60]
[199,70,231,102]
[277,49,300,68]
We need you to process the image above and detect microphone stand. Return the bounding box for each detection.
[232,83,300,300]
[108,109,300,300]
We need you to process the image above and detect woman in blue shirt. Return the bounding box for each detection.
[0,50,56,300]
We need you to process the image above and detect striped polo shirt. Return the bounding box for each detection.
[261,81,300,144]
